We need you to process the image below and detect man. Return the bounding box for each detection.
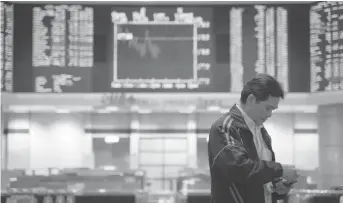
[208,74,299,203]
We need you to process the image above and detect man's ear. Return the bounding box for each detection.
[246,94,256,105]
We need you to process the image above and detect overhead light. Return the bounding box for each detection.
[104,136,120,143]
[103,166,117,171]
[220,108,230,113]
[137,109,152,114]
[8,105,29,113]
[134,170,144,176]
[207,105,221,111]
[293,105,317,113]
[131,120,140,129]
[187,121,196,130]
[106,106,118,111]
[130,105,140,111]
[179,105,196,113]
[71,106,93,112]
[97,109,111,113]
[55,109,70,114]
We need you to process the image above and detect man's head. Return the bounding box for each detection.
[240,74,284,125]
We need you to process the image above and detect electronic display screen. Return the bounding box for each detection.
[310,1,343,92]
[7,3,311,93]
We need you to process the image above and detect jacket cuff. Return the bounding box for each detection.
[275,162,283,178]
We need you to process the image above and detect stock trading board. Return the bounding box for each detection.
[4,3,312,93]
[310,1,343,92]
[1,2,13,92]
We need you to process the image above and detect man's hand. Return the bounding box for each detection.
[273,180,291,195]
[281,165,299,183]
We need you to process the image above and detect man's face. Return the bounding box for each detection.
[246,95,280,125]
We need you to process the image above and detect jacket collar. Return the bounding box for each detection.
[229,104,267,135]
[228,104,251,130]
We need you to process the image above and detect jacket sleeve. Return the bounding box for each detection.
[208,124,283,185]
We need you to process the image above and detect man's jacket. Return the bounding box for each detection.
[208,105,285,203]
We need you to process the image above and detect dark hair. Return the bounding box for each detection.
[240,73,284,104]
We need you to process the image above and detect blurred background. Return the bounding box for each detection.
[1,1,343,203]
